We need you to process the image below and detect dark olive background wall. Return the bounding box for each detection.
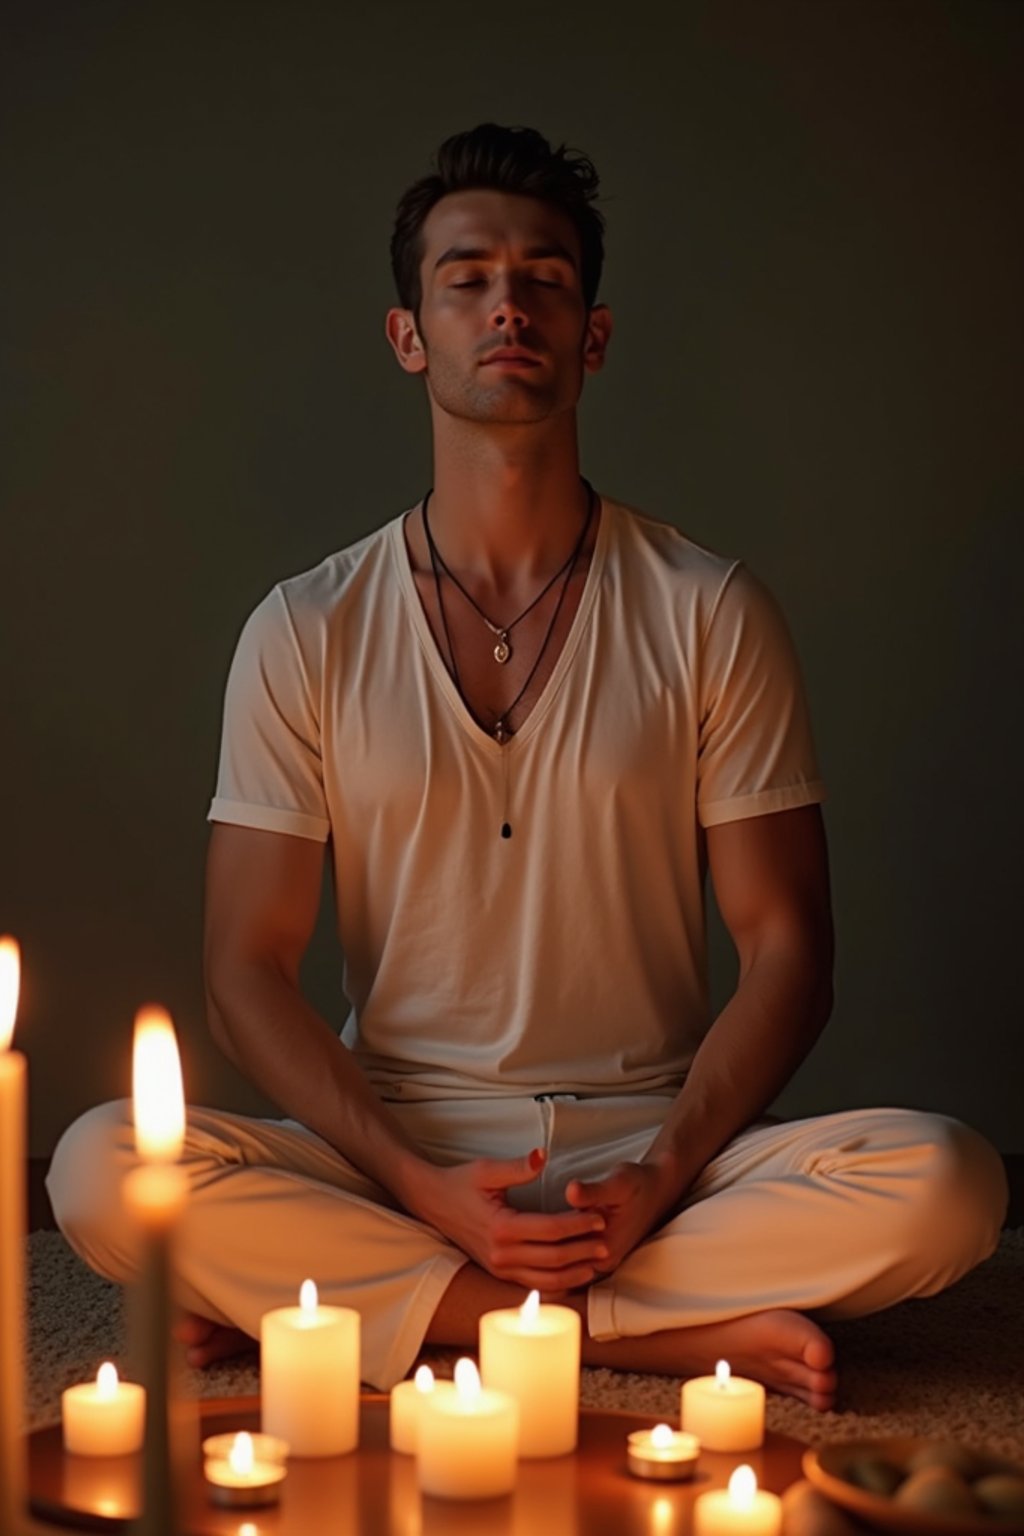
[3,1,1021,1157]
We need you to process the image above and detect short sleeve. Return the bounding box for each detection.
[207,585,330,842]
[696,562,826,828]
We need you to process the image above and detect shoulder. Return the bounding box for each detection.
[606,498,746,627]
[239,511,405,650]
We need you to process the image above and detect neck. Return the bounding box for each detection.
[426,426,591,596]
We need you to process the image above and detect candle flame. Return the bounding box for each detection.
[131,1006,185,1161]
[414,1365,435,1393]
[96,1362,119,1398]
[728,1464,757,1507]
[454,1357,481,1402]
[520,1288,540,1325]
[229,1432,254,1476]
[0,937,21,1053]
[299,1278,318,1313]
[715,1358,731,1388]
[650,1423,674,1448]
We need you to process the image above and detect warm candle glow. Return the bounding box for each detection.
[415,1365,435,1393]
[131,1006,184,1160]
[728,1464,757,1507]
[229,1433,255,1477]
[0,937,20,1052]
[299,1278,318,1313]
[650,1423,675,1448]
[454,1357,481,1402]
[520,1288,540,1325]
[96,1362,119,1400]
[715,1358,731,1389]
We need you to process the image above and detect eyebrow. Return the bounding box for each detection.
[433,241,578,273]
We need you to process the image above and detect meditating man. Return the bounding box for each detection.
[48,123,1007,1412]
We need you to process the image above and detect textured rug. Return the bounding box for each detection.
[26,1229,1024,1460]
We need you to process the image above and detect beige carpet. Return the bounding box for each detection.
[27,1229,1024,1460]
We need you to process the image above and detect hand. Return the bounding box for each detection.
[564,1160,681,1274]
[407,1147,610,1293]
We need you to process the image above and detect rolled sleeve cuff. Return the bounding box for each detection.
[699,780,827,829]
[207,797,330,843]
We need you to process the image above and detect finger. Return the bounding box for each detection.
[495,1238,611,1271]
[492,1209,606,1242]
[476,1147,547,1190]
[494,1264,598,1292]
[565,1175,618,1208]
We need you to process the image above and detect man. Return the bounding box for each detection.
[48,123,1007,1412]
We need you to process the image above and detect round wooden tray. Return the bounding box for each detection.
[29,1394,807,1534]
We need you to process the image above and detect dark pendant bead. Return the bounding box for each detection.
[501,823,512,839]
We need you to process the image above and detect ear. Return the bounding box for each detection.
[384,307,428,376]
[582,303,613,375]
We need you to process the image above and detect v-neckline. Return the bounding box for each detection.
[390,493,612,756]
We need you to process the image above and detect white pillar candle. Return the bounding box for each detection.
[124,1005,190,1536]
[479,1288,581,1456]
[681,1359,765,1451]
[0,938,26,1536]
[261,1278,360,1456]
[390,1365,458,1453]
[62,1362,146,1456]
[693,1464,782,1535]
[417,1357,518,1499]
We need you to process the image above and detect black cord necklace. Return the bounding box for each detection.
[422,479,596,838]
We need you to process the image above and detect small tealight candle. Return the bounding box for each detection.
[390,1365,458,1454]
[626,1421,701,1481]
[693,1464,781,1535]
[202,1430,289,1465]
[204,1431,287,1509]
[417,1357,518,1500]
[681,1360,765,1451]
[62,1363,146,1457]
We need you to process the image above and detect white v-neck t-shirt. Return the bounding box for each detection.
[209,494,826,1102]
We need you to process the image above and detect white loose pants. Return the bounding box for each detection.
[47,1094,1008,1390]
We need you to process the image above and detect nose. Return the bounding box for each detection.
[489,273,532,328]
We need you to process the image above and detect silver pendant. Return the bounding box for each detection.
[493,632,511,664]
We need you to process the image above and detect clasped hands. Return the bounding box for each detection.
[411,1146,681,1296]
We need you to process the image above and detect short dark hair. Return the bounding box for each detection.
[390,122,606,332]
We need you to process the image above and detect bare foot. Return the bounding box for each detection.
[172,1312,257,1369]
[586,1308,837,1410]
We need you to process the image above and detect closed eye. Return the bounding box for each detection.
[451,279,561,288]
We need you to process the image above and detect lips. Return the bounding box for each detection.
[482,350,541,365]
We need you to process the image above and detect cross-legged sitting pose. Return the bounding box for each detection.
[48,123,1008,1412]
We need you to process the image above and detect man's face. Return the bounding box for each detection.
[393,188,609,425]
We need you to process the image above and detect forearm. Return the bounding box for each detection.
[206,961,432,1211]
[641,947,832,1201]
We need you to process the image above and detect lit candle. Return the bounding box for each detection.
[681,1359,765,1451]
[204,1430,287,1508]
[0,937,26,1536]
[261,1278,360,1455]
[123,1005,190,1536]
[479,1287,581,1456]
[626,1421,701,1481]
[390,1364,458,1453]
[693,1464,782,1535]
[62,1362,146,1456]
[417,1357,518,1499]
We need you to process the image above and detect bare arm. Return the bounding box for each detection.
[204,822,430,1204]
[641,802,835,1193]
[204,822,608,1289]
[567,804,835,1257]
